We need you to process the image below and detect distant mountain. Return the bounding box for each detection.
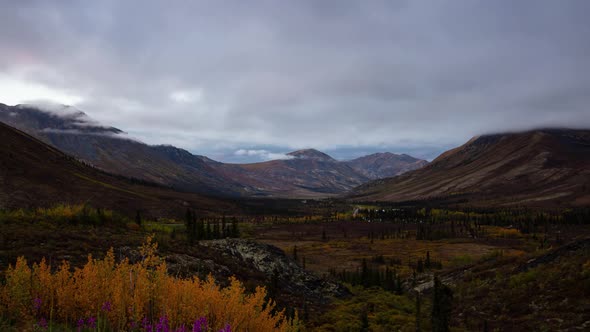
[349,129,590,206]
[345,152,428,179]
[0,103,427,198]
[0,103,253,196]
[215,149,368,198]
[0,121,236,217]
[287,149,336,162]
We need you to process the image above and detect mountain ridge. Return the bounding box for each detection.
[0,120,236,216]
[0,103,427,198]
[287,149,336,162]
[349,128,590,206]
[346,152,429,179]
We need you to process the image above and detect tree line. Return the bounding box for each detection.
[184,209,240,244]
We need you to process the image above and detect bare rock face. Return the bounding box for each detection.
[202,239,350,302]
[165,254,233,280]
[117,239,350,306]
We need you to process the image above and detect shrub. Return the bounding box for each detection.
[0,236,297,331]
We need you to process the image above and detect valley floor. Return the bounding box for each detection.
[1,204,589,331]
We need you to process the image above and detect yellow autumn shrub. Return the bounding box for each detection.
[0,236,298,331]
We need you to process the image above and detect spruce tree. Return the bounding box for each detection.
[192,213,199,241]
[213,220,220,239]
[135,210,142,226]
[231,218,239,238]
[185,209,195,244]
[221,215,227,238]
[361,259,369,287]
[206,220,212,240]
[415,292,421,332]
[431,276,453,332]
[198,218,205,241]
[360,307,369,332]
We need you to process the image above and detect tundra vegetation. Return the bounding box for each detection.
[1,204,589,331]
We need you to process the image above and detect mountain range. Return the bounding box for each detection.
[0,121,237,217]
[349,129,590,206]
[2,103,588,207]
[0,103,427,198]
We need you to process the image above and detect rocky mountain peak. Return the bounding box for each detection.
[287,149,336,162]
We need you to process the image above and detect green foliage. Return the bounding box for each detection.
[313,287,415,332]
[183,210,240,243]
[329,263,404,294]
[450,254,473,267]
[453,247,590,331]
[508,269,539,289]
[0,204,127,226]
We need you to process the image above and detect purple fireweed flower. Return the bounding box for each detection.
[37,317,48,329]
[102,300,112,312]
[175,325,187,332]
[192,317,208,332]
[156,315,170,332]
[33,297,42,311]
[142,316,153,332]
[219,324,232,332]
[87,316,97,329]
[77,318,85,332]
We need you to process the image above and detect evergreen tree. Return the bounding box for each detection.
[361,258,369,287]
[198,218,205,240]
[431,275,453,332]
[206,220,212,240]
[195,216,200,241]
[269,268,280,299]
[213,220,220,239]
[359,307,369,332]
[415,292,421,332]
[184,209,195,244]
[231,218,240,238]
[135,210,142,226]
[221,215,227,238]
[396,274,403,295]
[417,259,424,273]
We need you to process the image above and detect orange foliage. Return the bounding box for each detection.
[0,236,298,331]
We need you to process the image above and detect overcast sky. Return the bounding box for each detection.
[1,1,589,162]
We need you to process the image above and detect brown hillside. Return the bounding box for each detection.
[0,122,236,217]
[349,129,590,207]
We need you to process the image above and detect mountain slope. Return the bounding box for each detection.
[349,129,590,206]
[0,103,426,198]
[345,152,428,179]
[0,103,254,196]
[0,121,236,216]
[287,149,336,162]
[216,149,369,198]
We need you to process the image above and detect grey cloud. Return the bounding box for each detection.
[1,0,589,163]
